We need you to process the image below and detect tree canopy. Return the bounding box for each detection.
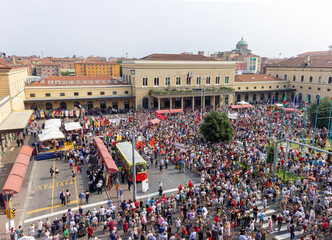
[308,96,332,129]
[200,110,234,142]
[61,71,70,76]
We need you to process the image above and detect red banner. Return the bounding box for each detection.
[157,113,166,120]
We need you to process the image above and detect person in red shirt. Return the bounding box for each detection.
[87,226,94,239]
[266,181,270,188]
[123,220,129,236]
[188,180,193,189]
[178,184,183,192]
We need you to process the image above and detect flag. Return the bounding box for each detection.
[157,113,166,120]
[186,72,189,81]
[190,72,193,79]
[305,95,309,106]
[283,94,286,106]
[272,95,275,104]
[316,95,320,106]
[294,94,297,106]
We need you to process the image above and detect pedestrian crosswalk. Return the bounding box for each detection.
[250,194,304,240]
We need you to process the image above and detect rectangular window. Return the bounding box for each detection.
[154,77,159,86]
[165,77,170,86]
[196,76,201,85]
[206,76,210,85]
[62,80,67,84]
[48,81,54,85]
[225,76,229,84]
[142,77,148,86]
[100,91,105,95]
[60,93,65,96]
[113,91,117,95]
[74,92,79,96]
[125,91,129,94]
[45,93,51,97]
[83,80,88,84]
[215,76,220,84]
[69,80,74,84]
[30,93,35,97]
[176,77,181,86]
[87,92,92,95]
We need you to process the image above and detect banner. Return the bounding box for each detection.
[157,113,166,120]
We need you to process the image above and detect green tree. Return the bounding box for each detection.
[266,142,275,164]
[201,110,234,142]
[61,71,70,76]
[308,96,331,129]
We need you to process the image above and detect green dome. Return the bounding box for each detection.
[236,38,248,46]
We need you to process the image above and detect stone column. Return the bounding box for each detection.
[181,97,184,110]
[170,98,172,109]
[192,97,195,111]
[158,98,161,110]
[212,95,215,109]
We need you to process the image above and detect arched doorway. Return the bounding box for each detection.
[30,103,37,110]
[268,93,272,101]
[112,100,118,111]
[275,92,279,102]
[46,102,53,109]
[307,94,311,102]
[74,101,80,108]
[142,97,149,109]
[153,98,158,109]
[244,94,249,102]
[87,101,93,110]
[252,93,256,102]
[260,93,264,101]
[124,99,130,109]
[60,102,67,109]
[290,93,295,101]
[100,100,106,112]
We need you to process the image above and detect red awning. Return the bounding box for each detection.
[19,146,33,157]
[156,110,170,114]
[2,145,31,195]
[149,118,161,125]
[284,108,299,113]
[14,154,30,167]
[93,137,119,173]
[2,175,24,195]
[156,109,183,114]
[169,109,183,113]
[230,104,253,109]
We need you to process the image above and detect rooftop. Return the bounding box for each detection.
[140,53,216,61]
[235,74,284,82]
[268,55,332,68]
[29,76,127,86]
[75,61,118,65]
[36,62,60,66]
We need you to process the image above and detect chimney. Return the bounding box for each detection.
[198,51,204,56]
[304,55,311,65]
[12,56,16,65]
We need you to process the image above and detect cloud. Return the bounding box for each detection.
[177,0,275,2]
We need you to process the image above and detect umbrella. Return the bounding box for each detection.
[308,176,316,181]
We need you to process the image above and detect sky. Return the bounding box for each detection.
[1,0,332,59]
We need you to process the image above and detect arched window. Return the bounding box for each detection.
[298,93,303,102]
[328,76,332,84]
[245,94,249,102]
[260,93,264,100]
[307,94,311,102]
[276,74,279,78]
[46,102,53,109]
[293,75,296,81]
[268,93,272,100]
[60,102,67,109]
[252,93,257,101]
[237,95,241,102]
[301,75,304,82]
[284,75,287,80]
[318,76,322,83]
[275,92,279,102]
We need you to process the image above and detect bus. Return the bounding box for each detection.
[116,142,148,182]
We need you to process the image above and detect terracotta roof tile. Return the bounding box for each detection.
[141,53,216,61]
[235,74,284,82]
[36,63,60,66]
[29,76,127,86]
[268,55,332,68]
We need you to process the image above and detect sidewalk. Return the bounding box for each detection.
[0,134,33,237]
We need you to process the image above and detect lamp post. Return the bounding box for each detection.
[132,135,136,201]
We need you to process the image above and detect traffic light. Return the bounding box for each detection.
[9,208,15,218]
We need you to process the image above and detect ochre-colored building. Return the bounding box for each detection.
[265,55,332,102]
[75,62,120,78]
[122,53,236,109]
[24,76,133,112]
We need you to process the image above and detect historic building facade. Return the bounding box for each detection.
[75,62,120,78]
[265,55,332,102]
[122,54,236,109]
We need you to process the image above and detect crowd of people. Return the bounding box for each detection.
[15,103,332,239]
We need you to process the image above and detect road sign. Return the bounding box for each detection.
[142,179,149,193]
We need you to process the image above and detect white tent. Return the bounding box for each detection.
[38,131,65,141]
[237,101,249,105]
[41,127,60,135]
[44,119,61,128]
[275,103,283,109]
[65,122,82,131]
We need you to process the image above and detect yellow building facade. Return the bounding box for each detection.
[122,54,236,109]
[75,62,120,77]
[265,55,332,102]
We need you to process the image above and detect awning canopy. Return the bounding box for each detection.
[38,131,65,141]
[156,109,183,114]
[230,104,253,109]
[93,137,119,173]
[19,146,33,157]
[0,110,34,134]
[284,108,299,113]
[237,101,249,105]
[64,122,82,131]
[149,118,161,125]
[44,119,61,129]
[2,145,31,195]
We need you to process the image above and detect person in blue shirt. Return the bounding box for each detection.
[259,210,265,227]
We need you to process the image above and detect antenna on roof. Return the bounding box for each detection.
[41,50,44,58]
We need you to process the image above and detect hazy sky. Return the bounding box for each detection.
[1,0,331,59]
